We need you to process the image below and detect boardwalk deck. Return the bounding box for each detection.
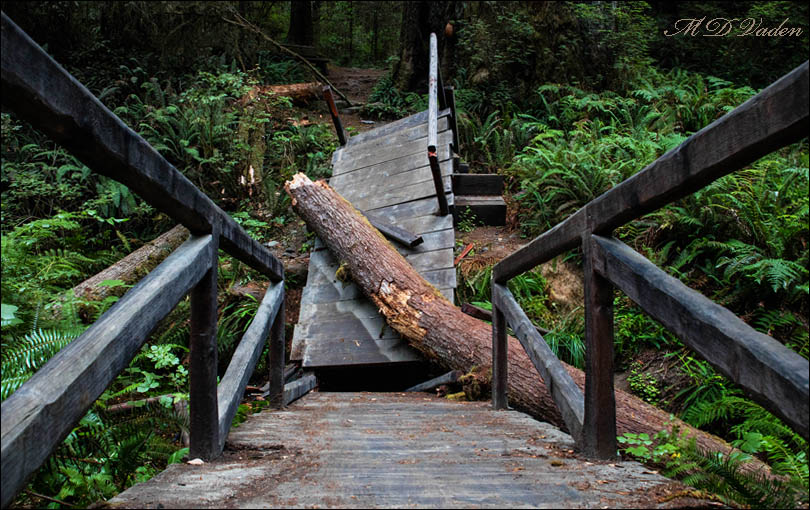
[108,392,706,508]
[291,110,456,368]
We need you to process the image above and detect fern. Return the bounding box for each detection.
[1,327,83,400]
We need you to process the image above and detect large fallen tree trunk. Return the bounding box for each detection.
[285,173,771,472]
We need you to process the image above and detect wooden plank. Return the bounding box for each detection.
[189,236,220,460]
[581,234,616,459]
[446,86,460,153]
[0,234,215,508]
[493,283,584,442]
[591,235,809,439]
[454,195,506,226]
[493,208,585,284]
[394,228,454,255]
[302,342,421,367]
[297,299,382,323]
[405,370,463,392]
[217,281,284,449]
[350,175,452,212]
[341,115,449,155]
[428,33,438,151]
[364,194,455,221]
[336,161,453,204]
[405,249,454,272]
[333,130,453,175]
[452,174,504,196]
[0,14,284,282]
[329,155,452,194]
[295,317,399,342]
[462,303,550,335]
[389,214,454,236]
[305,256,456,291]
[332,144,451,181]
[344,108,451,148]
[587,61,808,235]
[366,215,423,248]
[283,374,317,405]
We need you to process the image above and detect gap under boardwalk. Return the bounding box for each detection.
[107,392,701,509]
[291,109,456,369]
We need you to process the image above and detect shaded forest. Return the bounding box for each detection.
[1,1,808,508]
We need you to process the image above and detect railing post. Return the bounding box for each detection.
[492,300,508,410]
[323,85,347,146]
[582,232,617,459]
[268,288,286,408]
[428,33,450,216]
[189,234,220,460]
[437,64,448,111]
[445,85,460,173]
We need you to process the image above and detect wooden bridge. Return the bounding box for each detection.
[1,14,808,509]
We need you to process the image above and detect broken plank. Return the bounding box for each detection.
[333,130,453,175]
[343,115,449,154]
[350,176,452,212]
[405,370,463,392]
[364,194,455,222]
[344,108,451,148]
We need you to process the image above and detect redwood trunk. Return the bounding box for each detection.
[285,173,766,469]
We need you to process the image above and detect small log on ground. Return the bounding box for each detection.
[285,172,770,472]
[240,82,322,106]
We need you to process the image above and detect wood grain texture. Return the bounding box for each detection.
[591,235,809,439]
[343,108,451,148]
[493,283,585,443]
[329,156,452,197]
[217,281,284,450]
[333,130,453,175]
[452,174,504,196]
[0,13,283,281]
[189,238,220,460]
[0,235,215,508]
[428,33,439,152]
[582,234,617,458]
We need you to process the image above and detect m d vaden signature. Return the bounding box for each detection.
[665,17,803,37]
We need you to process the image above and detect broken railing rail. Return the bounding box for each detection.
[0,13,287,507]
[323,85,347,146]
[428,32,450,216]
[491,60,809,459]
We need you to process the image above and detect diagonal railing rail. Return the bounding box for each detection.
[1,12,286,507]
[491,60,809,458]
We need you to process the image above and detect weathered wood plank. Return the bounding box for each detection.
[331,159,453,198]
[493,283,584,442]
[446,86,460,154]
[268,293,286,409]
[189,236,220,460]
[462,303,550,335]
[0,235,215,508]
[393,228,454,255]
[591,235,809,439]
[454,195,507,226]
[217,281,283,449]
[0,14,284,281]
[388,214,454,236]
[344,108,451,148]
[582,234,617,459]
[491,304,508,410]
[350,175,451,212]
[587,61,808,235]
[366,215,423,248]
[333,130,453,175]
[341,116,449,155]
[364,194,455,220]
[297,299,382,323]
[283,373,317,405]
[405,370,463,392]
[332,144,451,181]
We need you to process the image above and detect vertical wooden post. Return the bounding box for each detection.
[437,64,448,111]
[582,233,617,459]
[268,288,285,409]
[445,85,460,173]
[428,33,449,217]
[323,85,347,146]
[189,234,220,460]
[492,300,508,410]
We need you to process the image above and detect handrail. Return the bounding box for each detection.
[428,32,450,216]
[491,61,809,458]
[0,13,287,507]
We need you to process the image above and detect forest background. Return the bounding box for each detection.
[1,1,808,508]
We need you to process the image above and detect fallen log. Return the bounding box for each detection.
[285,172,770,472]
[240,82,323,106]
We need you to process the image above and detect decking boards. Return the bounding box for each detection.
[109,392,697,509]
[292,110,456,368]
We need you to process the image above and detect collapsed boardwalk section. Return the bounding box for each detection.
[291,109,457,368]
[109,392,707,508]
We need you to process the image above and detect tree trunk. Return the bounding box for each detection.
[285,173,770,472]
[391,1,459,92]
[54,225,189,320]
[286,0,314,46]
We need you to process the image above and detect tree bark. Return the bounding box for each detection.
[285,172,770,472]
[286,0,314,46]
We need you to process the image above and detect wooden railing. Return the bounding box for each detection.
[0,13,287,507]
[427,32,451,216]
[491,60,810,458]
